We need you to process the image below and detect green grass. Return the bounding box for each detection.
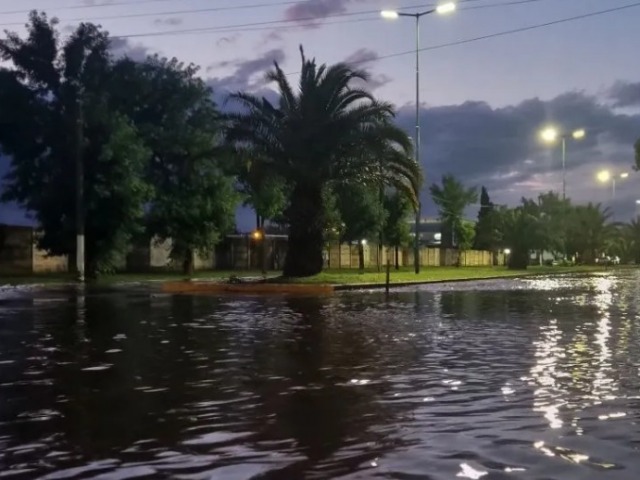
[0,270,269,287]
[282,265,613,285]
[0,265,621,288]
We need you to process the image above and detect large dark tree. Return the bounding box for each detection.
[0,13,151,276]
[108,56,239,274]
[566,203,613,264]
[537,191,571,259]
[226,47,421,277]
[496,200,542,269]
[473,186,494,250]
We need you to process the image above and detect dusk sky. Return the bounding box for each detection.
[2,0,640,229]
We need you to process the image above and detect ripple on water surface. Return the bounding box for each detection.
[1,271,640,479]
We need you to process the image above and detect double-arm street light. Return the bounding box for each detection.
[381,2,456,274]
[539,126,585,200]
[597,169,629,200]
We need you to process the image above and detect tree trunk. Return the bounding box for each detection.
[283,184,324,277]
[508,247,529,270]
[358,242,365,272]
[183,248,194,276]
[394,245,399,270]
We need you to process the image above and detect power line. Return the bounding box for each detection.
[0,0,544,29]
[0,0,203,15]
[0,1,293,19]
[26,0,553,40]
[102,0,556,40]
[0,1,431,27]
[278,1,640,78]
[0,0,403,18]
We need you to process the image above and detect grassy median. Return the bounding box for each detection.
[0,265,618,288]
[282,265,610,285]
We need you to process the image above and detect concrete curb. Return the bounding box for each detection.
[332,269,609,291]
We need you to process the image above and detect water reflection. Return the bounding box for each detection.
[1,272,640,478]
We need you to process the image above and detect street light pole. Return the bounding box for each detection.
[413,14,421,274]
[540,127,585,201]
[75,96,85,283]
[381,2,455,274]
[561,136,566,201]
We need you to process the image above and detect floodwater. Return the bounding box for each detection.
[1,271,640,479]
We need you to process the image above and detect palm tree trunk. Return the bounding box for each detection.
[283,184,324,277]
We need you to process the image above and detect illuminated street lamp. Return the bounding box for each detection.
[381,2,456,274]
[597,169,628,200]
[539,126,586,200]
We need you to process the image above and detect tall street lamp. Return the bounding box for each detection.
[597,169,628,200]
[539,126,585,200]
[381,1,456,274]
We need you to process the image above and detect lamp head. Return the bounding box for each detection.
[436,2,456,14]
[597,170,611,183]
[540,127,558,143]
[572,129,586,139]
[380,10,399,19]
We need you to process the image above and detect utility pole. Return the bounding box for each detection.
[380,3,456,274]
[75,97,85,282]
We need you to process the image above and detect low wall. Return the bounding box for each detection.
[0,225,68,274]
[330,243,503,269]
[127,237,215,272]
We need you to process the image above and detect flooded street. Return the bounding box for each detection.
[1,271,640,479]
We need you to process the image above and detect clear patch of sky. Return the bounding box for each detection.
[0,0,637,107]
[2,0,639,227]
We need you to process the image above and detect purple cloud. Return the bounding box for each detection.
[153,17,183,27]
[109,37,153,62]
[206,48,286,93]
[343,48,391,90]
[284,0,350,28]
[609,81,640,108]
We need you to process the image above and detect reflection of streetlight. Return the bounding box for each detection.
[381,2,456,275]
[539,126,586,200]
[597,169,628,200]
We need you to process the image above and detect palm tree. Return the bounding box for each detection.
[226,47,421,277]
[496,201,543,269]
[621,217,640,263]
[566,203,613,264]
[430,175,478,248]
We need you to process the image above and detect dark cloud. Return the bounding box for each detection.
[343,48,391,91]
[394,91,640,219]
[262,31,283,45]
[153,17,183,27]
[284,0,350,28]
[609,81,640,108]
[108,37,152,62]
[216,33,241,47]
[344,48,378,65]
[206,48,286,94]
